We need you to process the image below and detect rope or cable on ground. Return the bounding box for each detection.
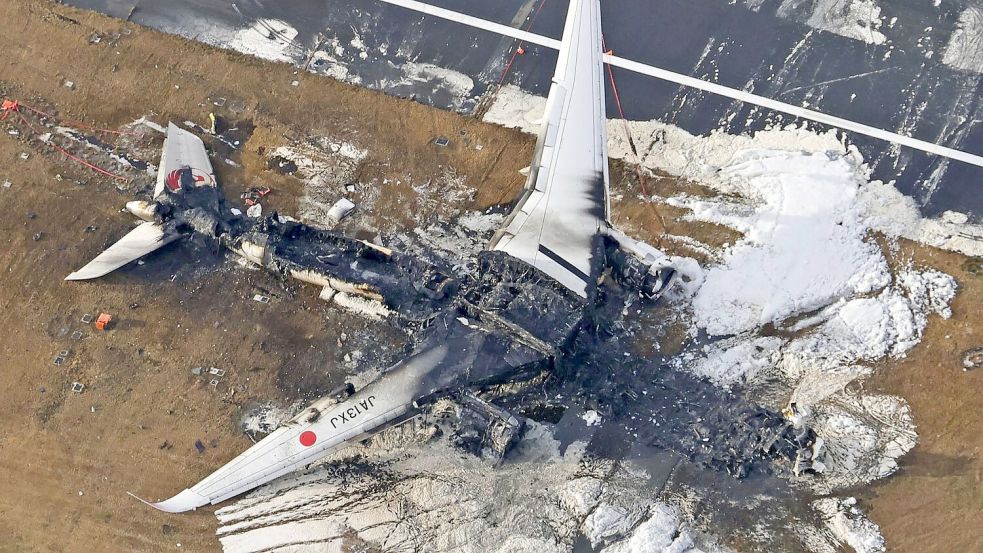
[2,99,129,181]
[487,0,549,106]
[19,102,136,136]
[601,38,669,247]
[486,13,671,248]
[4,99,135,136]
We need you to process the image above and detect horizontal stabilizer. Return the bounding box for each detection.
[65,222,180,280]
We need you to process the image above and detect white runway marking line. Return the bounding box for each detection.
[374,0,983,170]
[376,0,561,49]
[604,55,983,169]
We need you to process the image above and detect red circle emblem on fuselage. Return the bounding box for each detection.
[299,431,317,447]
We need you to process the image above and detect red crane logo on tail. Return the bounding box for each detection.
[165,166,215,192]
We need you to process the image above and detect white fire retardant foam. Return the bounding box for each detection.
[212,85,965,553]
[688,149,890,336]
[228,19,303,64]
[490,89,961,551]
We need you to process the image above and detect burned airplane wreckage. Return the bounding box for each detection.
[67,0,824,513]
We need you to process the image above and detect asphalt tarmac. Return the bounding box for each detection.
[68,0,983,219]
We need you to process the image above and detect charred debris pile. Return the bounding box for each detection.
[216,212,823,478]
[35,111,823,481]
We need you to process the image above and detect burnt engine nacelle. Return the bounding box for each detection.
[605,228,678,300]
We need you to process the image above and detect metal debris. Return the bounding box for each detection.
[447,392,525,463]
[962,347,983,371]
[241,186,271,206]
[326,198,355,223]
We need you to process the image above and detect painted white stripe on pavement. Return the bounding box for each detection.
[603,54,983,169]
[376,0,561,49]
[373,0,983,169]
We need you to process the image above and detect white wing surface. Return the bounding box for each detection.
[65,222,180,281]
[137,346,449,513]
[488,0,609,297]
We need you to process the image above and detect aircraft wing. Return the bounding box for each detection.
[140,345,450,513]
[65,222,181,281]
[135,303,557,513]
[488,0,609,298]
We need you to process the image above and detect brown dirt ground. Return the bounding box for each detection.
[608,160,742,264]
[861,242,983,553]
[0,1,529,551]
[0,1,980,552]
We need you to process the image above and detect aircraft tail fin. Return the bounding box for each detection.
[65,221,181,281]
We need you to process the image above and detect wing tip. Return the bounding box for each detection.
[127,489,209,513]
[126,491,159,509]
[64,267,110,281]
